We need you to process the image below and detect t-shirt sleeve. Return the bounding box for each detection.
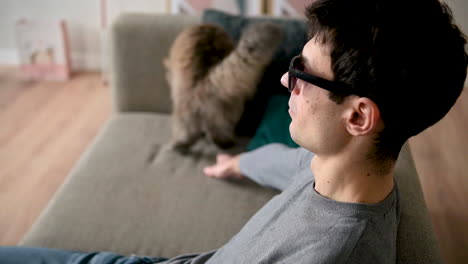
[238,143,312,191]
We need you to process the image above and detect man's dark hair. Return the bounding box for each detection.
[305,0,467,161]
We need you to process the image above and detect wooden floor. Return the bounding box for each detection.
[0,68,111,246]
[409,84,468,264]
[0,66,467,263]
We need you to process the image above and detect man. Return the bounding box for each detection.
[1,0,466,263]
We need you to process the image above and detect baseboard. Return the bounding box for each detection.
[0,48,20,65]
[70,52,102,71]
[0,48,101,71]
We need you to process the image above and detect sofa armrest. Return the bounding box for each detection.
[110,13,201,114]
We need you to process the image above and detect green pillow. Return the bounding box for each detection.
[247,94,299,151]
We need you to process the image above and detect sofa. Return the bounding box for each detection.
[20,13,442,263]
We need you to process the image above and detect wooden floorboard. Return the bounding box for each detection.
[0,66,467,263]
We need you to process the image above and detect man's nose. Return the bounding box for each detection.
[280,72,288,89]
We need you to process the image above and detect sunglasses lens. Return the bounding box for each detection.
[288,56,303,92]
[289,75,296,92]
[293,56,304,71]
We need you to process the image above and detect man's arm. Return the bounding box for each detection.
[204,143,312,191]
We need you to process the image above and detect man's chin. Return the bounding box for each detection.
[289,124,298,145]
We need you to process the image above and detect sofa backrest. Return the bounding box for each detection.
[110,13,201,114]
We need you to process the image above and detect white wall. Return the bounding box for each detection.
[441,0,468,86]
[0,0,167,70]
[444,0,468,36]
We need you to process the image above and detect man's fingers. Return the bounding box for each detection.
[204,154,240,179]
[203,166,215,177]
[203,164,225,178]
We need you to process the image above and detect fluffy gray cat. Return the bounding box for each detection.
[164,22,283,154]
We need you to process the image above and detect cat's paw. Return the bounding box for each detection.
[169,141,192,155]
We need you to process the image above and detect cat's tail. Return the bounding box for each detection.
[206,22,283,100]
[166,23,235,85]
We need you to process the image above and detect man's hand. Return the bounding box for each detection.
[203,154,245,180]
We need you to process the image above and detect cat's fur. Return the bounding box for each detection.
[164,22,283,153]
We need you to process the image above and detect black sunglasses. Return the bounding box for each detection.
[288,55,364,97]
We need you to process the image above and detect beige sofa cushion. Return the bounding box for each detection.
[20,113,277,257]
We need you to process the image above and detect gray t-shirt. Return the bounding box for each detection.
[164,144,400,264]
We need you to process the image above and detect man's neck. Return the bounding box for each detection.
[311,153,395,204]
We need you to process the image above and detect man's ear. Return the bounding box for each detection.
[344,97,381,136]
